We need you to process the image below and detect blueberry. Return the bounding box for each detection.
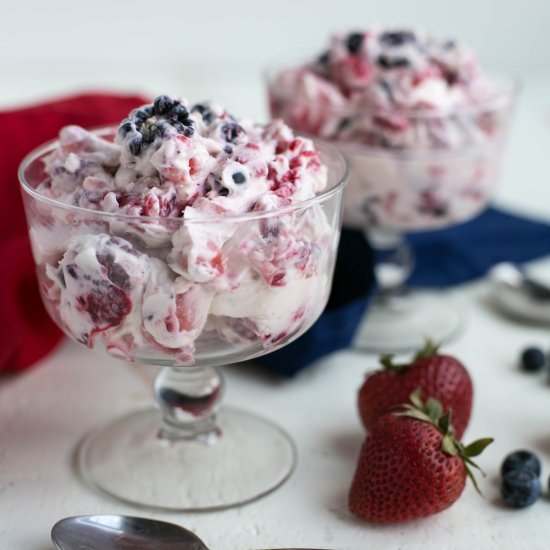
[132,107,153,122]
[317,50,330,65]
[221,122,245,143]
[153,120,170,137]
[224,145,233,155]
[377,55,410,69]
[131,109,148,127]
[57,269,66,289]
[336,117,352,132]
[431,206,448,217]
[501,450,542,477]
[119,119,134,136]
[191,103,214,124]
[128,136,143,156]
[520,347,546,372]
[379,80,394,100]
[218,187,230,197]
[232,171,246,184]
[346,32,363,55]
[153,95,175,116]
[501,469,541,508]
[182,126,194,137]
[171,103,189,122]
[169,121,194,137]
[66,264,78,279]
[171,121,186,134]
[380,30,416,47]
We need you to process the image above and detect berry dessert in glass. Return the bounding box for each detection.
[267,28,517,352]
[19,95,347,510]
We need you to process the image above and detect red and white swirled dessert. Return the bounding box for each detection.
[28,96,339,364]
[269,28,515,230]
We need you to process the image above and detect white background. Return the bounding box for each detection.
[2,2,550,549]
[1,0,549,117]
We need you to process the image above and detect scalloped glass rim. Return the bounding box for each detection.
[19,127,349,224]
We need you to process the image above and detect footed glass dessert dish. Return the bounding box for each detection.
[267,28,518,352]
[19,96,347,510]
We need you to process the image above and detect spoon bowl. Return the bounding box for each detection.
[51,515,331,550]
[52,515,208,550]
[489,262,550,323]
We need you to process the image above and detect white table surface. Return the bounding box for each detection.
[1,72,550,550]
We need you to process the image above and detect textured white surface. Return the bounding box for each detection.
[1,0,549,78]
[1,61,550,549]
[2,284,550,550]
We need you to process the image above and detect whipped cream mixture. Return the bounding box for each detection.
[269,28,513,229]
[33,96,335,364]
[270,28,498,149]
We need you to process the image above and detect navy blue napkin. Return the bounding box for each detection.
[254,206,550,377]
[408,207,550,287]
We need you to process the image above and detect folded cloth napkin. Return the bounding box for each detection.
[0,92,149,373]
[255,206,550,376]
[408,207,550,287]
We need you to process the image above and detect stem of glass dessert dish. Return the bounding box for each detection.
[366,227,415,308]
[154,365,225,442]
[77,362,297,511]
[353,227,463,354]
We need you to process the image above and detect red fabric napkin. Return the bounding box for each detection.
[0,92,149,373]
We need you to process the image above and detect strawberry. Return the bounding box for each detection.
[349,391,493,523]
[358,340,473,439]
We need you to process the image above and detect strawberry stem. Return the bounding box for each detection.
[395,391,494,495]
[379,338,442,373]
[379,354,410,372]
[413,337,441,361]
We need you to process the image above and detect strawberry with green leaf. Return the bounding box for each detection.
[358,340,473,439]
[349,390,493,524]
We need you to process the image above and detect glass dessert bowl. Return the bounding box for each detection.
[267,28,518,352]
[19,96,347,510]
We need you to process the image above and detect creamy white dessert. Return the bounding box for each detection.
[31,96,336,364]
[269,28,514,230]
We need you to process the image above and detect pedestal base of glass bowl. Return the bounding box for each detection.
[77,366,296,511]
[352,290,464,353]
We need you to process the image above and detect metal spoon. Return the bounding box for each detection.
[51,515,330,550]
[489,262,550,323]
